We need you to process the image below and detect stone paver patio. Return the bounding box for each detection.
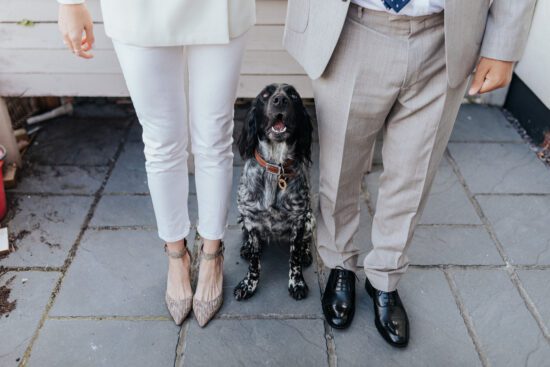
[1,101,550,366]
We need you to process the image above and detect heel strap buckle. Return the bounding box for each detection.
[200,241,225,261]
[164,239,189,259]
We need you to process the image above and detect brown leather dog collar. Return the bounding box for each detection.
[254,149,296,190]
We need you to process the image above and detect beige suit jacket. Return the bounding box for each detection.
[283,0,536,87]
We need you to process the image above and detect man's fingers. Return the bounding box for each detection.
[478,74,506,94]
[468,62,489,95]
[469,57,514,95]
[477,78,495,94]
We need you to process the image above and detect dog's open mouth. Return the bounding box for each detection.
[271,114,287,134]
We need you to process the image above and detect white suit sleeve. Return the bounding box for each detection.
[57,0,85,4]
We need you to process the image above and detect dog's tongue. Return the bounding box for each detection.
[273,120,285,131]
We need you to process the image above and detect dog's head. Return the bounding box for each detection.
[238,83,313,164]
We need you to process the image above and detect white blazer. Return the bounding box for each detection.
[58,0,256,47]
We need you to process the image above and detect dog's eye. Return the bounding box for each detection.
[262,91,270,99]
[290,93,298,100]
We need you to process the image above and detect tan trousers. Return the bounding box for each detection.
[313,6,470,292]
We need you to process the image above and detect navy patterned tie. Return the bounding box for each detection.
[382,0,411,13]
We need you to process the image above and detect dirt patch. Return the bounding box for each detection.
[503,109,550,168]
[40,235,61,249]
[0,275,17,317]
[536,130,550,165]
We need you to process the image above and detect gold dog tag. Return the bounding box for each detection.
[278,176,287,191]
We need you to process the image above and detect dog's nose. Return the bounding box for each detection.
[272,93,289,107]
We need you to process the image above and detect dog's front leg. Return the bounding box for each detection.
[239,226,253,261]
[298,209,315,267]
[288,222,309,300]
[234,228,262,301]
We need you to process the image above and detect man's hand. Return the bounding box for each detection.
[468,57,514,95]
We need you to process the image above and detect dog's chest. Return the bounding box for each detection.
[238,162,309,233]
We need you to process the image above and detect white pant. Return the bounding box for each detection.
[112,33,247,242]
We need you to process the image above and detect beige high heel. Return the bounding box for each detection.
[193,242,224,328]
[164,241,193,325]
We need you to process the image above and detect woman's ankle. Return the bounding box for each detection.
[166,239,186,252]
[202,238,221,253]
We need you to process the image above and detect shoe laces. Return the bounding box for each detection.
[333,266,358,292]
[378,290,397,307]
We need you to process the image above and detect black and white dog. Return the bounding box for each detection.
[234,83,315,301]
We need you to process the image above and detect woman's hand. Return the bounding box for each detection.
[58,4,95,59]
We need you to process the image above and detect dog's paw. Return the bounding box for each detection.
[300,247,313,268]
[288,278,309,300]
[239,244,252,261]
[233,278,258,301]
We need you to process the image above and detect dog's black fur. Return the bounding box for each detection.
[234,83,315,301]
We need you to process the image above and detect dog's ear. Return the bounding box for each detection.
[295,104,313,165]
[238,100,258,159]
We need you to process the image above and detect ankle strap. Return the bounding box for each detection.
[164,239,190,259]
[199,242,224,261]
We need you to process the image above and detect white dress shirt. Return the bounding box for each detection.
[351,0,444,17]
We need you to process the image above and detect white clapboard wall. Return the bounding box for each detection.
[0,0,313,98]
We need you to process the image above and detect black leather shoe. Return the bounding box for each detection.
[322,268,356,329]
[365,278,409,347]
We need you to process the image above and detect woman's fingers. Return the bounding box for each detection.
[84,22,95,48]
[63,34,74,52]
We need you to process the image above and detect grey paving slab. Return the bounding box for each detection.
[218,228,323,317]
[232,143,245,166]
[50,229,195,317]
[126,121,143,143]
[364,159,481,225]
[333,269,481,367]
[408,225,503,265]
[93,193,197,229]
[104,142,148,194]
[27,117,130,166]
[28,319,179,367]
[477,195,550,265]
[517,270,550,332]
[9,165,106,195]
[450,104,522,142]
[90,195,197,228]
[452,270,550,367]
[1,195,93,267]
[72,99,134,119]
[448,143,550,194]
[0,271,60,367]
[182,319,328,366]
[358,222,502,267]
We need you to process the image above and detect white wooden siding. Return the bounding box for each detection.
[0,0,313,98]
